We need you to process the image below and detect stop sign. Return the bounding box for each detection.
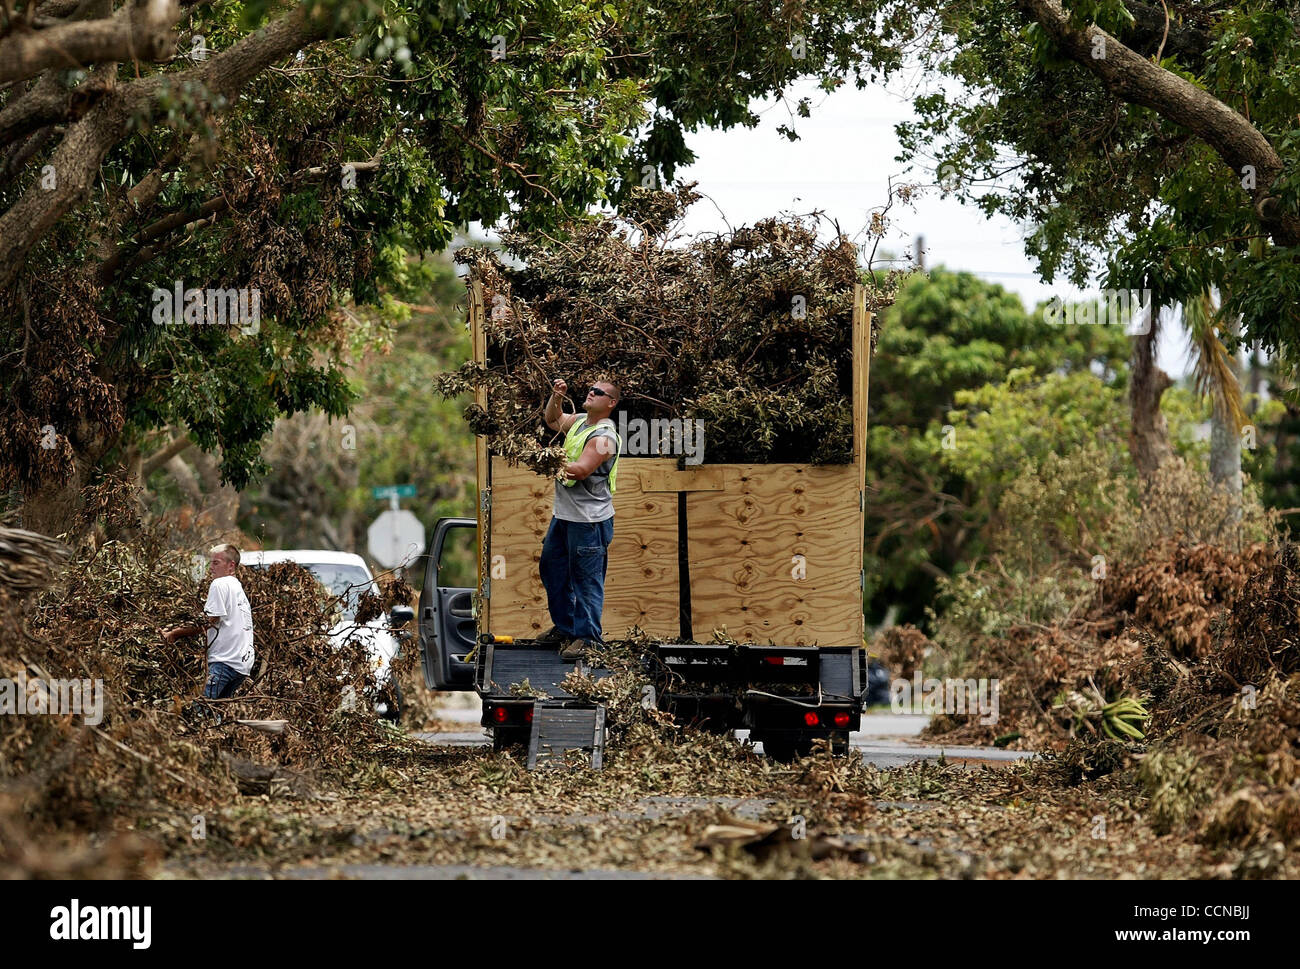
[367,509,426,569]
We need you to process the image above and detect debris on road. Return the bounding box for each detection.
[1,518,419,876]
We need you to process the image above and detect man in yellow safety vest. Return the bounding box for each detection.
[539,377,622,660]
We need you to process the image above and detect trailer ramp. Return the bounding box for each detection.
[527,702,607,769]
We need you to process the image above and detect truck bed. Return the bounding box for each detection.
[476,641,610,698]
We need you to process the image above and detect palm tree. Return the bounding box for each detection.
[1184,288,1248,516]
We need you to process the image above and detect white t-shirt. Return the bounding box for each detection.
[204,575,254,675]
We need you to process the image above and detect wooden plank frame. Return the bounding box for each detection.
[486,458,681,639]
[853,282,872,644]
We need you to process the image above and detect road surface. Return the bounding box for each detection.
[169,696,1039,880]
[414,701,1036,769]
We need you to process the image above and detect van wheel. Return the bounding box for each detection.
[378,679,402,722]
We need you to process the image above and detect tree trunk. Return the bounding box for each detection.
[1210,314,1244,521]
[1128,306,1174,481]
[1209,415,1242,504]
[20,468,90,538]
[193,449,240,533]
[1246,344,1264,407]
[19,423,113,538]
[165,455,203,507]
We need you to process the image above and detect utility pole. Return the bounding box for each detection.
[914,234,926,271]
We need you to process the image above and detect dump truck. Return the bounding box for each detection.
[418,274,874,764]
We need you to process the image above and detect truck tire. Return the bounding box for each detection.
[761,735,814,762]
[831,730,850,757]
[762,737,794,762]
[696,718,734,737]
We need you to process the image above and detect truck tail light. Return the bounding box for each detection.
[764,656,785,665]
[490,705,508,724]
[803,711,820,727]
[833,711,851,728]
[524,706,534,724]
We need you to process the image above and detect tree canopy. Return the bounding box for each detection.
[0,0,892,532]
[877,1,1300,354]
[8,0,1300,541]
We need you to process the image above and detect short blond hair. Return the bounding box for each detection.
[209,543,240,566]
[594,376,621,403]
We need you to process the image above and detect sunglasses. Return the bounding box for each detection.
[587,387,615,399]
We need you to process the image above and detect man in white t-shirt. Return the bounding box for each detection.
[161,543,254,700]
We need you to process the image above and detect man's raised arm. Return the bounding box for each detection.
[544,378,579,433]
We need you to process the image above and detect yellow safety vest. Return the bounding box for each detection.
[562,418,620,494]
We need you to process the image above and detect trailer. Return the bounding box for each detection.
[418,273,874,764]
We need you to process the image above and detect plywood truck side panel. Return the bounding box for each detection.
[687,464,862,646]
[487,457,681,639]
[470,277,490,633]
[853,283,872,648]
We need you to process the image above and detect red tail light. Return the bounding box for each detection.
[803,711,820,727]
[833,711,851,728]
[524,706,534,724]
[490,705,508,724]
[764,656,785,665]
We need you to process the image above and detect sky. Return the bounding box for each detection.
[469,75,1196,377]
[669,76,1194,377]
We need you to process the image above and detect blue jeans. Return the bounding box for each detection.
[204,662,247,700]
[539,516,614,643]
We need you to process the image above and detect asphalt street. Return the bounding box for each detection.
[415,702,1037,769]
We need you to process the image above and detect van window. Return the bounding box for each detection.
[300,563,376,620]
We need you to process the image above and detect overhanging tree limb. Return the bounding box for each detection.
[0,71,129,287]
[0,2,333,287]
[140,431,191,477]
[0,73,92,151]
[97,152,382,282]
[1,125,53,180]
[0,0,181,85]
[1015,0,1300,247]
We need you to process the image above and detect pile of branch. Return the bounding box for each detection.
[925,540,1300,865]
[0,525,69,598]
[438,184,879,473]
[0,519,415,874]
[1096,540,1275,659]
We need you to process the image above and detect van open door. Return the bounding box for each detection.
[418,517,478,690]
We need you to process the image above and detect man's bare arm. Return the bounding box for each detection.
[161,615,220,645]
[544,378,581,433]
[563,436,614,481]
